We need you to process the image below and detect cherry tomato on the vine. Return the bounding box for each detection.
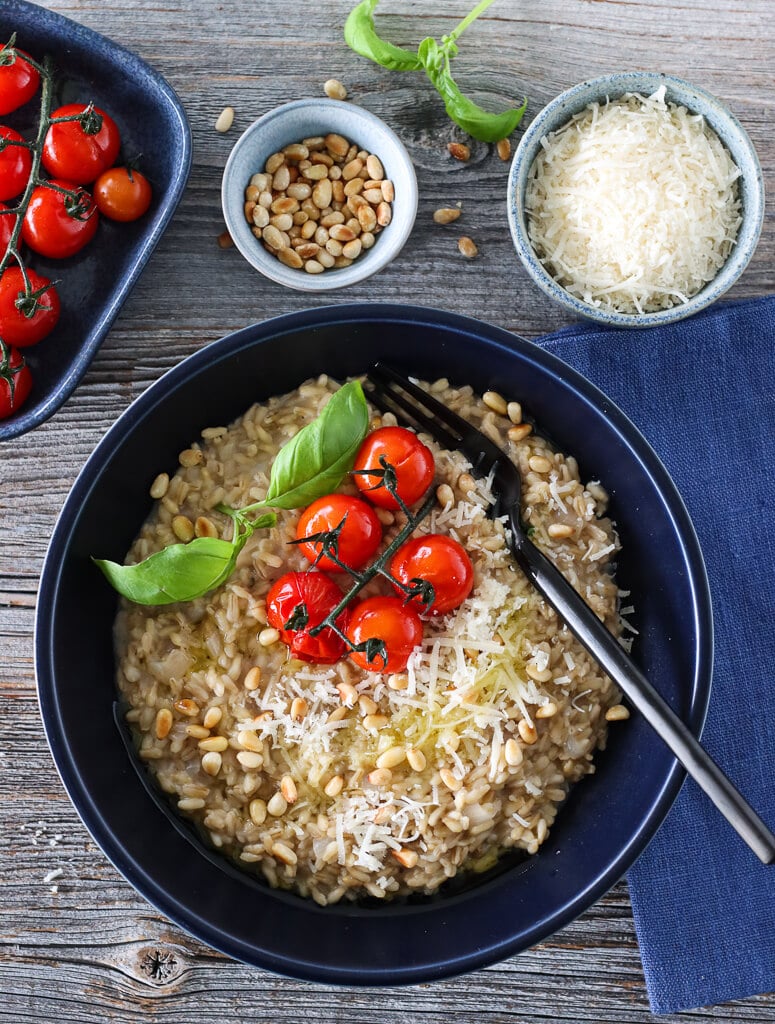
[0,126,33,200]
[22,179,98,259]
[42,103,121,184]
[353,426,435,510]
[0,202,14,253]
[266,571,351,664]
[296,493,382,573]
[0,267,60,348]
[93,166,152,222]
[0,49,40,116]
[346,596,424,673]
[390,534,474,616]
[0,338,32,420]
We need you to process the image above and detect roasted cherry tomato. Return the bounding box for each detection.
[22,180,98,259]
[93,165,152,222]
[390,534,474,616]
[0,338,32,420]
[266,571,351,664]
[296,493,382,573]
[0,267,60,348]
[42,103,121,184]
[0,126,33,200]
[346,596,424,673]
[0,203,14,253]
[0,48,40,116]
[353,426,435,510]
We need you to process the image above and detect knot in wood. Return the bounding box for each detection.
[139,947,179,985]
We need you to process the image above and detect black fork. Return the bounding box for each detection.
[365,362,775,865]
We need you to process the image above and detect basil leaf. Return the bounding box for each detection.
[417,37,527,143]
[344,0,422,71]
[93,511,276,606]
[260,380,369,510]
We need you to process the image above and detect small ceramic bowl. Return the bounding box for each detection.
[221,99,418,291]
[507,72,765,328]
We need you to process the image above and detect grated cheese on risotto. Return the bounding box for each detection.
[525,86,742,314]
[116,377,626,905]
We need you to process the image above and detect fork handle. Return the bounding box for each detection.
[511,529,775,865]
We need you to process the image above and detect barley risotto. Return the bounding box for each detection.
[115,376,628,905]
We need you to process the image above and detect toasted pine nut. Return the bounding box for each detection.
[278,248,304,270]
[458,472,476,494]
[507,401,523,424]
[174,698,200,717]
[367,768,392,787]
[525,662,552,683]
[267,792,287,817]
[483,390,508,415]
[440,768,462,791]
[155,708,173,740]
[249,799,267,825]
[376,201,392,226]
[337,681,358,706]
[237,729,263,752]
[508,423,533,442]
[244,666,262,691]
[236,750,263,769]
[304,259,325,274]
[358,694,379,716]
[258,627,280,647]
[323,78,347,100]
[536,701,558,718]
[458,236,478,258]
[518,720,538,744]
[392,848,418,868]
[363,714,389,730]
[387,674,408,691]
[504,738,523,766]
[376,746,406,770]
[448,142,470,161]
[214,106,234,133]
[433,207,461,225]
[195,515,218,538]
[290,697,308,721]
[217,229,234,249]
[342,158,364,181]
[324,774,344,797]
[199,735,228,753]
[272,841,298,865]
[149,472,169,499]
[529,455,553,473]
[381,179,395,202]
[606,704,630,721]
[325,133,350,157]
[201,751,222,776]
[280,775,298,804]
[547,523,575,539]
[172,515,195,542]
[186,724,210,739]
[496,138,511,161]
[327,705,349,723]
[203,706,222,729]
[406,747,426,771]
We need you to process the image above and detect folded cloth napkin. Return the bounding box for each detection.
[535,295,775,1015]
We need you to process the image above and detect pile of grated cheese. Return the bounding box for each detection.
[524,86,742,314]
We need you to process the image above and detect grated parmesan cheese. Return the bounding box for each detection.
[525,86,742,314]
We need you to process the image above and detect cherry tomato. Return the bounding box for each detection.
[0,203,14,253]
[346,596,424,673]
[42,103,121,184]
[353,426,435,510]
[93,166,152,222]
[0,48,40,116]
[266,571,351,664]
[296,494,382,572]
[22,180,98,259]
[0,338,32,420]
[0,267,60,348]
[390,534,474,616]
[0,126,33,200]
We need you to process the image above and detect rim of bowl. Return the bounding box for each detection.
[221,99,418,292]
[34,302,714,984]
[507,72,765,327]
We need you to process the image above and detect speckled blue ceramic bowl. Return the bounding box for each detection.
[222,99,418,291]
[507,73,764,328]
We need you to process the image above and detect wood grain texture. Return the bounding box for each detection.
[1,1,773,1019]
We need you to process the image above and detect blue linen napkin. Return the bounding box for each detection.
[535,295,775,1014]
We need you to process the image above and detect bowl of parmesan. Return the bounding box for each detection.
[508,72,764,326]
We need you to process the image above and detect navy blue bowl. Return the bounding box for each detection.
[0,0,191,442]
[35,304,713,984]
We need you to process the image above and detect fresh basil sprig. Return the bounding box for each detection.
[93,509,277,606]
[93,380,370,606]
[247,379,369,511]
[344,0,527,143]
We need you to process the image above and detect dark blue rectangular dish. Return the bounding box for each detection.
[0,0,191,442]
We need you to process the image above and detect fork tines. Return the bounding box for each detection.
[365,363,467,451]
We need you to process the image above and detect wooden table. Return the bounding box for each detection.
[2,1,773,1019]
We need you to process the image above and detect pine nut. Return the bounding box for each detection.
[357,205,377,232]
[214,106,234,133]
[362,187,383,205]
[536,701,558,718]
[525,662,552,682]
[199,735,228,752]
[483,390,508,415]
[361,231,376,249]
[548,523,575,539]
[392,848,418,868]
[605,704,630,721]
[433,207,461,224]
[363,714,389,730]
[278,248,303,270]
[529,455,553,473]
[186,724,210,739]
[302,163,329,181]
[244,666,262,691]
[203,706,222,729]
[267,792,287,817]
[272,841,297,865]
[337,681,358,705]
[496,138,511,161]
[195,515,218,539]
[507,401,523,424]
[237,729,263,752]
[329,224,356,242]
[458,472,476,494]
[262,225,287,251]
[290,697,308,721]
[436,483,454,508]
[172,515,194,542]
[265,153,284,174]
[174,698,200,717]
[249,798,267,825]
[324,774,344,797]
[518,720,538,744]
[381,179,394,202]
[440,768,462,792]
[305,259,325,274]
[508,423,533,442]
[406,747,426,771]
[252,205,269,228]
[387,673,408,691]
[376,201,391,226]
[448,141,470,161]
[327,705,349,723]
[280,775,298,803]
[323,78,347,100]
[155,708,173,740]
[376,746,406,770]
[504,738,523,766]
[150,472,169,499]
[367,768,392,786]
[342,238,362,259]
[201,751,222,776]
[458,236,478,258]
[358,694,379,716]
[283,142,309,161]
[272,165,290,191]
[258,627,280,647]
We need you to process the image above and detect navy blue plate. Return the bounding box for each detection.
[0,0,191,442]
[35,304,713,984]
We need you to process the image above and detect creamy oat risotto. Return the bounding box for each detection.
[116,376,628,905]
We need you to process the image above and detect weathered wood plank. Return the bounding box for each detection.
[1,0,773,1019]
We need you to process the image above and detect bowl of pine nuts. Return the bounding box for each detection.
[221,99,418,290]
